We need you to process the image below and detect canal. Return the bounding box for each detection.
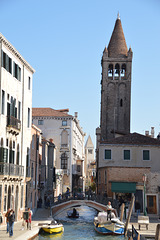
[36,206,127,240]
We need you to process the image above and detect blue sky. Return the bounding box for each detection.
[1,0,160,147]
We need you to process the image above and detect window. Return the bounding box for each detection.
[28,77,31,90]
[61,130,68,147]
[61,152,68,169]
[20,185,24,208]
[120,99,123,107]
[77,165,81,172]
[104,170,107,184]
[114,63,120,77]
[1,90,5,114]
[13,62,21,81]
[62,120,67,126]
[88,149,93,154]
[104,149,111,160]
[1,50,12,74]
[16,144,20,165]
[124,150,130,160]
[28,108,30,128]
[4,196,7,211]
[38,120,43,125]
[31,162,34,178]
[108,64,113,77]
[143,150,150,160]
[18,101,21,120]
[4,185,7,194]
[121,64,126,77]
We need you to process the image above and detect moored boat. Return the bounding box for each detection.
[41,222,64,234]
[94,212,125,235]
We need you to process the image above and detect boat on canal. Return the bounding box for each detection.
[67,208,79,218]
[94,212,125,235]
[40,220,64,234]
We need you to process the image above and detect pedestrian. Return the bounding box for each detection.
[26,208,32,230]
[106,201,116,219]
[135,200,141,217]
[5,208,10,233]
[8,209,15,237]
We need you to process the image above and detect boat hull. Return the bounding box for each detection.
[94,221,124,235]
[41,225,64,234]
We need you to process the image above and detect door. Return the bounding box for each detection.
[147,195,157,214]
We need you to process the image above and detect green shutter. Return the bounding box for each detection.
[105,150,111,159]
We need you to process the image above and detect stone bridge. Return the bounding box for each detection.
[51,200,106,217]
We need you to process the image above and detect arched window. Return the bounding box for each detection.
[108,64,113,77]
[16,144,20,165]
[121,64,126,77]
[120,99,123,107]
[61,152,68,169]
[61,130,68,147]
[114,63,120,77]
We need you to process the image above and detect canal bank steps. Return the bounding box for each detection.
[0,209,159,240]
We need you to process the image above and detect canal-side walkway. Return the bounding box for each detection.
[0,208,51,240]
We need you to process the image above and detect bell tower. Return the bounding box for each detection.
[100,14,133,141]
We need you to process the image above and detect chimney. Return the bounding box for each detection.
[75,112,78,118]
[145,131,149,136]
[151,127,154,138]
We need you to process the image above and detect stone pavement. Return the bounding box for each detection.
[0,208,51,240]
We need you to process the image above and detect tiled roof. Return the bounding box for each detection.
[100,133,160,146]
[107,18,128,58]
[32,108,73,118]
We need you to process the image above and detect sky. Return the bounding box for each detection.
[1,0,160,147]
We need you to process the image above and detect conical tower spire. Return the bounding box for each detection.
[107,16,128,58]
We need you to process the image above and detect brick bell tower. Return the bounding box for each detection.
[100,14,133,141]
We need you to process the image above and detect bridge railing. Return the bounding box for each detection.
[52,191,113,207]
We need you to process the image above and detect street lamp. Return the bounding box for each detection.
[143,174,147,216]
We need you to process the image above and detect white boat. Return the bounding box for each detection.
[94,212,125,235]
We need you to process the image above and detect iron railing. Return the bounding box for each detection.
[7,115,21,130]
[0,162,24,177]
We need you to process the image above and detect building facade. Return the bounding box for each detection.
[97,133,160,215]
[32,108,85,195]
[84,135,96,189]
[0,33,35,222]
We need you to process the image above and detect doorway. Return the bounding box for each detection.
[147,195,157,214]
[15,186,19,221]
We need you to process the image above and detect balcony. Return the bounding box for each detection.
[7,116,21,135]
[0,162,24,178]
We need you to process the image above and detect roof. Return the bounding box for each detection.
[32,108,73,118]
[100,132,160,146]
[0,33,35,73]
[107,17,128,58]
[85,135,94,148]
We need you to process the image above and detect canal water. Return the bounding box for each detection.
[36,206,127,240]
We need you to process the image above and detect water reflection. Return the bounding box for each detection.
[37,206,127,240]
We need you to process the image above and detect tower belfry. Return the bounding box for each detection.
[100,16,133,141]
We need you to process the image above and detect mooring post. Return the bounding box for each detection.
[124,196,135,237]
[155,224,160,240]
[120,203,125,221]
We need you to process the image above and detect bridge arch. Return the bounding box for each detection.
[52,200,106,217]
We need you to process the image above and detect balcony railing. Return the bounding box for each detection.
[0,162,24,177]
[7,115,21,131]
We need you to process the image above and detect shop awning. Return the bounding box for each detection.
[111,182,136,193]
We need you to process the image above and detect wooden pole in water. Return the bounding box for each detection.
[124,195,135,237]
[155,224,160,240]
[120,203,125,221]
